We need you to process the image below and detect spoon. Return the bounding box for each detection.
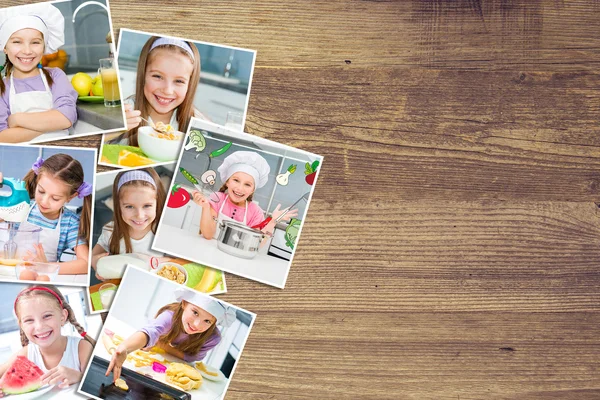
[139,117,169,134]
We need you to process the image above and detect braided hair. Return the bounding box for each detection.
[14,284,96,347]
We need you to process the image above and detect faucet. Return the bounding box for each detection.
[72,1,114,57]
[72,1,109,23]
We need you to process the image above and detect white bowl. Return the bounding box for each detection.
[155,262,188,285]
[137,126,184,162]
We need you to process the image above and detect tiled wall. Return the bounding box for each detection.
[173,137,312,221]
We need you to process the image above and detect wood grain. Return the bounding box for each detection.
[5,0,600,398]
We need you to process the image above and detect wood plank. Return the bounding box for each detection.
[3,0,599,399]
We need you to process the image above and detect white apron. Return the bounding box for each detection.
[9,69,69,143]
[214,198,247,239]
[18,202,62,262]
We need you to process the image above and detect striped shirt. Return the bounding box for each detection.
[14,202,84,259]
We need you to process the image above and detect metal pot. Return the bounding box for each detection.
[216,220,266,259]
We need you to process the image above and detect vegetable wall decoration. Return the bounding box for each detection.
[276,164,297,186]
[305,161,319,185]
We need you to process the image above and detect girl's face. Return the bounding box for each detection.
[226,172,255,205]
[35,173,76,219]
[143,48,194,118]
[18,297,67,349]
[4,29,44,78]
[119,185,157,236]
[181,301,216,335]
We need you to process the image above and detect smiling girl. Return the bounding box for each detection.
[191,151,299,240]
[0,3,78,143]
[91,168,167,279]
[0,285,96,388]
[105,288,235,382]
[115,36,207,146]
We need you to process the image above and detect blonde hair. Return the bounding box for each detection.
[124,36,201,146]
[14,285,96,347]
[155,302,217,355]
[108,168,166,254]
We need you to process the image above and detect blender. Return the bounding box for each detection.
[0,178,37,264]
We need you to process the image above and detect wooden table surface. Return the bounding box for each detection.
[7,0,600,398]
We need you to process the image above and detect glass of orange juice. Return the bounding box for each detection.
[99,58,121,107]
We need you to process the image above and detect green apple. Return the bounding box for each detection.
[91,75,104,96]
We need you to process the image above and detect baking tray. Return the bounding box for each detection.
[80,356,191,400]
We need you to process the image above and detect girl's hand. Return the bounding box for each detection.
[124,104,142,131]
[271,204,299,223]
[106,344,128,382]
[192,191,211,209]
[41,365,82,389]
[92,252,108,270]
[24,244,48,263]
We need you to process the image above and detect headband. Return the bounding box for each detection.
[149,37,195,61]
[117,170,157,191]
[14,286,63,314]
[32,157,91,198]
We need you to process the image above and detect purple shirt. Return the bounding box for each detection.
[0,67,78,131]
[140,310,222,362]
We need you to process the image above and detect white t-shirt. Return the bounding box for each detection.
[28,335,81,372]
[97,222,164,257]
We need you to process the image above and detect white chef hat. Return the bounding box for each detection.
[175,288,237,328]
[217,151,270,189]
[0,3,65,55]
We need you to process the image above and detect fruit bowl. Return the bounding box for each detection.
[15,262,59,282]
[137,126,184,162]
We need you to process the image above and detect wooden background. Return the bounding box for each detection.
[7,0,600,398]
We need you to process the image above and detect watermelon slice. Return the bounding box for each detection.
[0,356,44,394]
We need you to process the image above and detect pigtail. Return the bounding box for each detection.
[41,67,54,88]
[0,59,13,96]
[63,301,96,347]
[19,328,29,347]
[23,169,39,199]
[78,194,92,246]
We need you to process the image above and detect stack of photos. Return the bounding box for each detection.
[0,1,323,399]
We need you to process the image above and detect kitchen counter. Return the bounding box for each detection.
[76,100,125,131]
[153,224,289,288]
[84,315,228,400]
[0,266,88,285]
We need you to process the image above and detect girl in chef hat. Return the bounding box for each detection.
[192,150,299,240]
[91,168,167,280]
[105,288,236,381]
[0,3,78,143]
[115,35,207,146]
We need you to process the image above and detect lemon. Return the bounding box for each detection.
[91,75,104,96]
[71,72,93,97]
